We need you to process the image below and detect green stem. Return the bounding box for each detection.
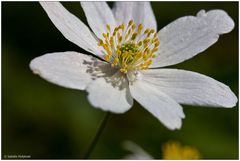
[83,112,111,159]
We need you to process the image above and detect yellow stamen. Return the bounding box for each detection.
[128,19,133,26]
[98,20,160,73]
[138,24,143,33]
[162,141,200,160]
[106,24,111,31]
[144,29,150,34]
[151,47,158,53]
[120,23,124,30]
[131,23,136,30]
[131,32,138,40]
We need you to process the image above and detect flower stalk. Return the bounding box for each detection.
[83,112,111,159]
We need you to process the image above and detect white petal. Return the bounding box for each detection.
[112,2,157,30]
[123,141,153,160]
[151,10,234,68]
[30,52,106,90]
[81,2,116,39]
[86,75,133,113]
[129,80,184,130]
[141,69,238,108]
[40,2,104,58]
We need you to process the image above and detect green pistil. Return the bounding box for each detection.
[119,42,138,53]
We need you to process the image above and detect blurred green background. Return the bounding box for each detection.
[2,2,238,159]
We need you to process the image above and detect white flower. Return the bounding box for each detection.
[123,141,153,159]
[30,2,237,130]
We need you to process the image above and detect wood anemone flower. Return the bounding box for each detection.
[30,2,237,130]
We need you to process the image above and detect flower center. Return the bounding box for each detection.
[98,20,160,73]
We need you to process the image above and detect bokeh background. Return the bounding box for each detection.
[2,1,238,159]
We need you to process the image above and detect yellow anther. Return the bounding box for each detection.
[118,36,122,43]
[143,38,150,44]
[106,24,111,31]
[131,32,138,40]
[114,27,118,32]
[138,41,143,46]
[152,37,159,43]
[120,23,124,30]
[122,51,128,58]
[117,26,121,31]
[104,55,110,61]
[114,57,119,64]
[120,68,127,73]
[143,52,148,60]
[105,39,110,45]
[135,52,142,59]
[146,59,152,65]
[144,28,150,34]
[98,39,104,46]
[117,45,121,50]
[155,41,160,47]
[147,30,153,37]
[102,44,108,50]
[154,32,157,37]
[151,47,159,53]
[144,43,148,48]
[111,57,119,67]
[102,33,107,39]
[106,49,112,55]
[138,24,143,33]
[117,32,121,38]
[132,23,136,30]
[150,29,155,33]
[110,37,114,47]
[146,48,150,53]
[128,19,134,26]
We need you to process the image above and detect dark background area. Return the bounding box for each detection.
[2,2,238,159]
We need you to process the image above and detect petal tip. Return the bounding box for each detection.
[222,85,238,108]
[209,9,235,33]
[29,58,41,76]
[167,121,183,130]
[163,116,183,130]
[87,92,130,114]
[196,9,206,17]
[225,93,238,108]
